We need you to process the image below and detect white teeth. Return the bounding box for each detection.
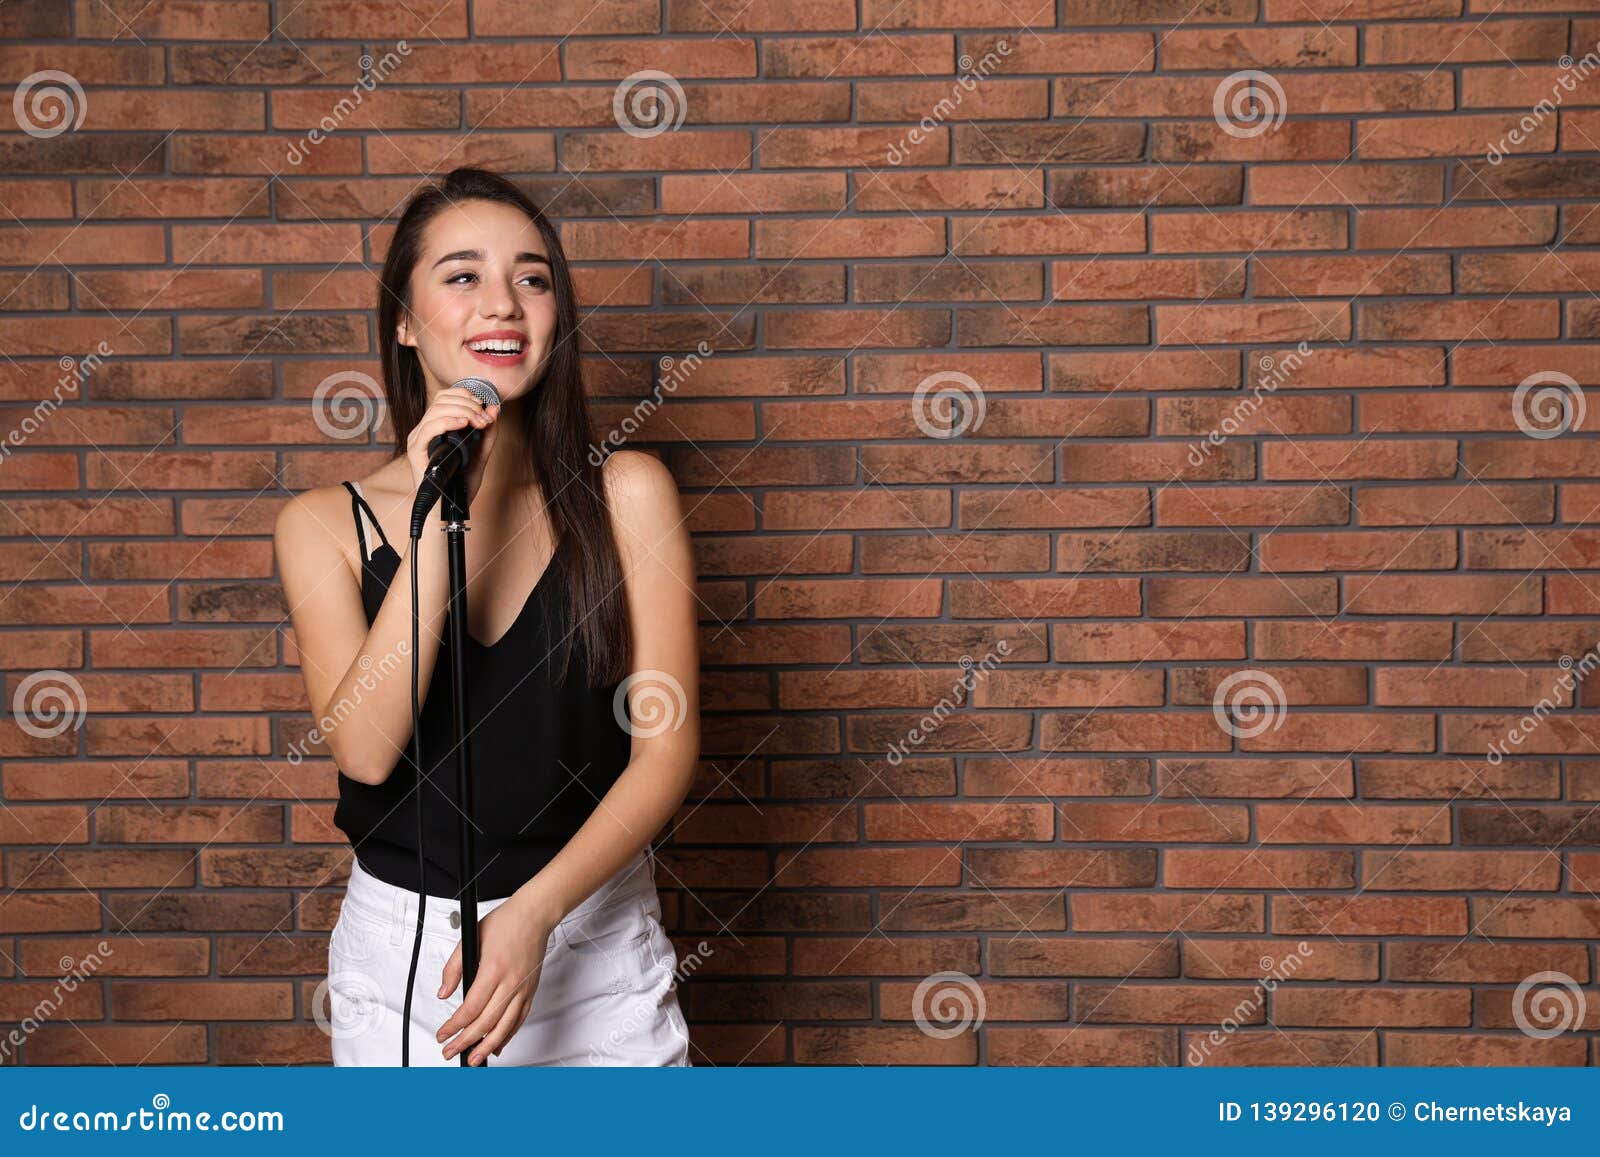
[468,339,522,353]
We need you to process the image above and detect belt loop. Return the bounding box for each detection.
[390,883,405,947]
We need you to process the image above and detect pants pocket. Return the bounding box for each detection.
[558,897,652,961]
[328,903,388,966]
[540,896,660,1006]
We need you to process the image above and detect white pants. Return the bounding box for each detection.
[326,847,691,1066]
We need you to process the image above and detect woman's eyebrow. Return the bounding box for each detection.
[431,248,551,268]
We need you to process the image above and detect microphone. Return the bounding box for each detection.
[408,377,502,538]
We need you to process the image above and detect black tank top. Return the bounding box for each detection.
[331,479,632,902]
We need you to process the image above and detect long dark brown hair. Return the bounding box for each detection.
[376,166,629,688]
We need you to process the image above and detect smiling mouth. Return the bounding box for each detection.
[464,339,526,363]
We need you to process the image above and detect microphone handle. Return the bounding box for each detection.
[426,421,483,467]
[409,424,485,538]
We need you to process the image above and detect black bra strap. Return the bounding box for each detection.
[341,481,371,562]
[343,480,395,563]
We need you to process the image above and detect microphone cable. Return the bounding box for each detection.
[401,533,426,1065]
[398,376,500,1066]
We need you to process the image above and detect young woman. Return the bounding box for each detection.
[274,167,698,1066]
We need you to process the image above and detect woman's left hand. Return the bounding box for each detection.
[435,893,557,1065]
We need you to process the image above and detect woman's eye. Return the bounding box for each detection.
[444,272,546,289]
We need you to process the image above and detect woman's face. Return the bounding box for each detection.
[396,198,559,404]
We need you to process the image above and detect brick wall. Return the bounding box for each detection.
[3,0,1600,1066]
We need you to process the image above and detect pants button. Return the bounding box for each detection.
[449,910,460,929]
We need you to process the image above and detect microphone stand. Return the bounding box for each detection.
[438,468,481,1065]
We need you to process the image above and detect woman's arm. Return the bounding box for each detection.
[432,450,700,1062]
[273,485,456,785]
[276,386,502,784]
[505,448,694,928]
[513,449,701,924]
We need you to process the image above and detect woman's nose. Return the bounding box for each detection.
[480,280,518,318]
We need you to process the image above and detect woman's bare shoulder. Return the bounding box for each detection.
[276,482,342,539]
[600,449,677,507]
[599,451,685,553]
[274,467,391,559]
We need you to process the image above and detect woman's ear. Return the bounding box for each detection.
[396,310,415,348]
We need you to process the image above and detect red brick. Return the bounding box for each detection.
[6,5,1590,1063]
[988,1027,1176,1066]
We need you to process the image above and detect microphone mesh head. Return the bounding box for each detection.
[452,376,501,407]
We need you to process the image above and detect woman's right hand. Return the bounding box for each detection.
[406,385,502,507]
